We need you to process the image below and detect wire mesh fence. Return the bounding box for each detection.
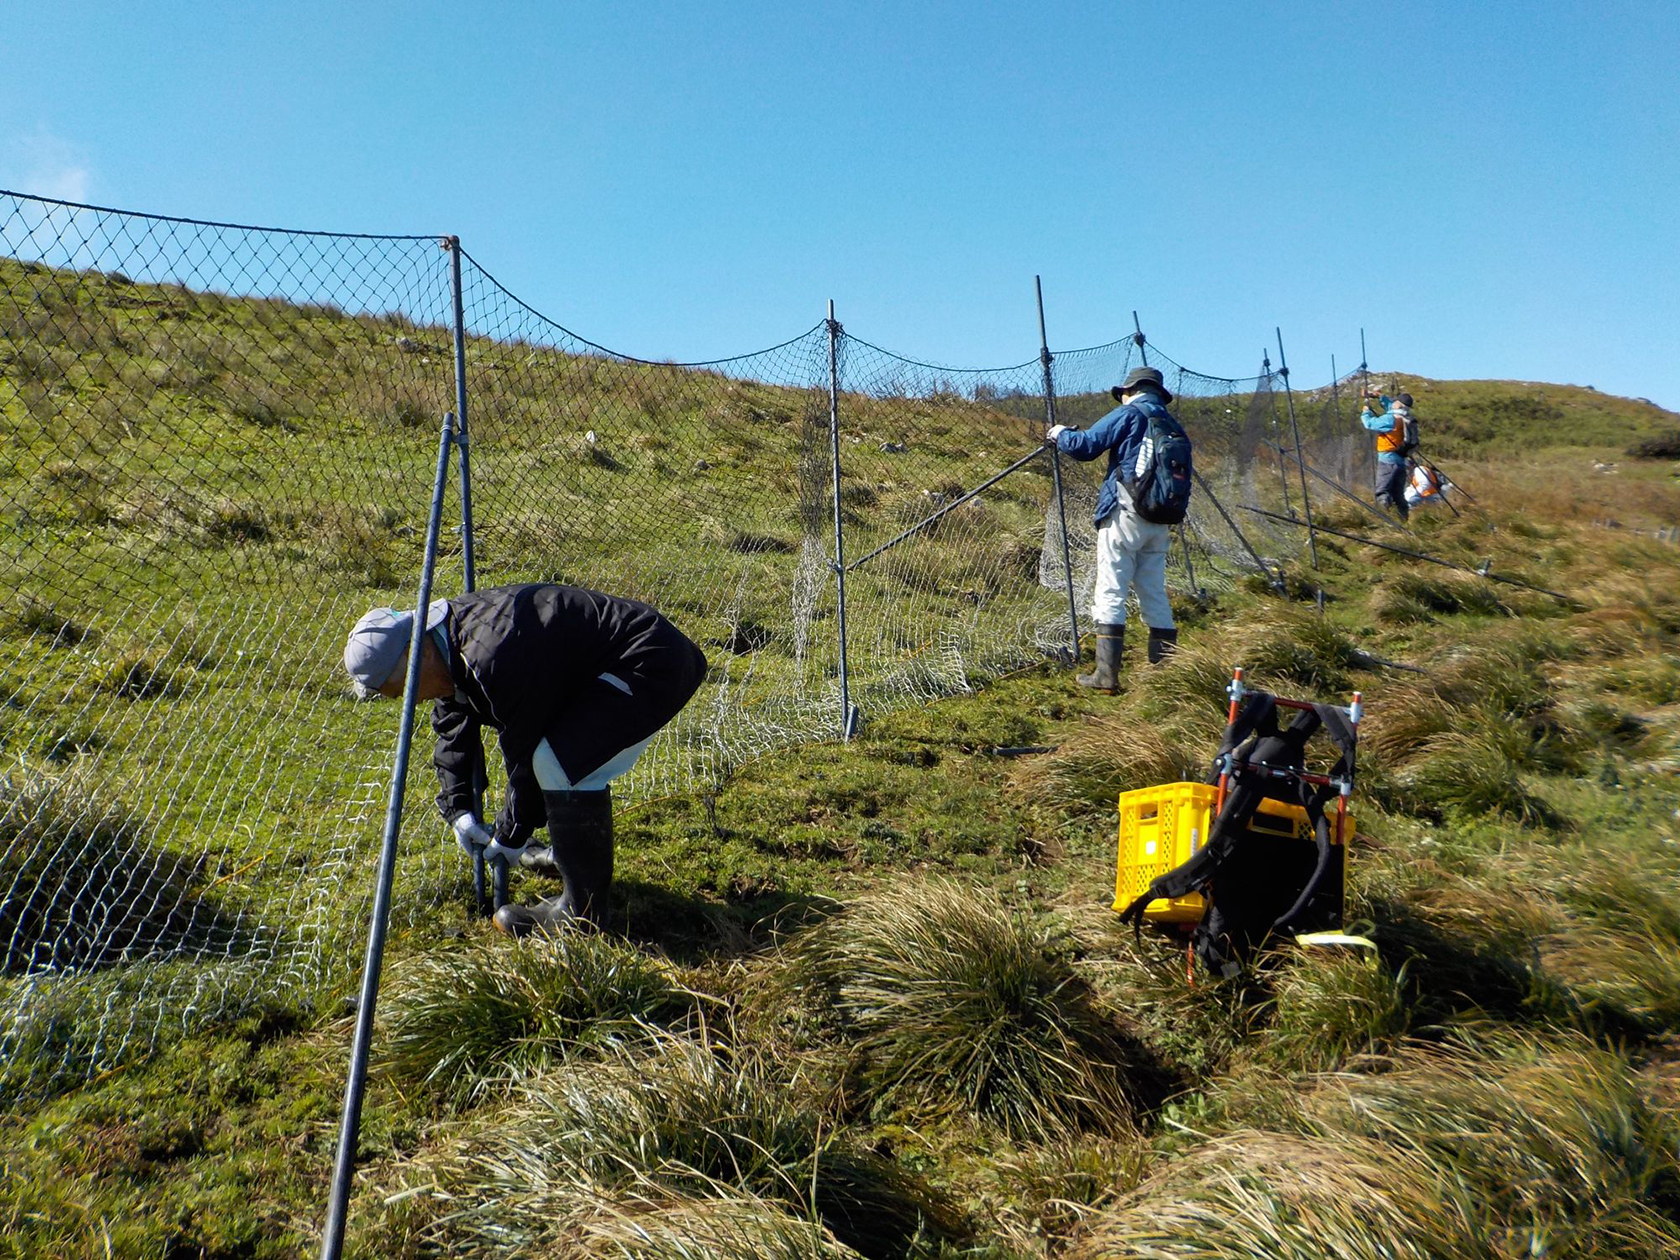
[0,187,1338,1097]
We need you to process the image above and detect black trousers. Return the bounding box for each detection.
[543,628,707,785]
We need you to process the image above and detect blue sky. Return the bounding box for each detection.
[3,1,1677,405]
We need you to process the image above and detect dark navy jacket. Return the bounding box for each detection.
[1054,394,1169,525]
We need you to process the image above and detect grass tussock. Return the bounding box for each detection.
[773,879,1139,1140]
[1373,570,1518,624]
[1082,1038,1680,1259]
[1253,952,1410,1072]
[1517,843,1680,1031]
[1292,1039,1680,1254]
[989,1134,1150,1243]
[1352,850,1575,1026]
[1403,723,1568,824]
[378,932,692,1103]
[366,1032,960,1259]
[1068,1131,1487,1260]
[1011,713,1207,817]
[6,593,91,645]
[570,1191,867,1259]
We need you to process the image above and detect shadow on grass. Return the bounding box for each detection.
[1368,897,1651,1042]
[609,879,841,965]
[1,775,265,977]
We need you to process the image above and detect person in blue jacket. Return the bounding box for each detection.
[1361,390,1416,520]
[1047,365,1177,692]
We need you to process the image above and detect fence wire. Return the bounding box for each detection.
[0,188,1333,1097]
[0,192,461,1099]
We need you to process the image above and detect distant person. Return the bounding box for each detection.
[1361,389,1419,520]
[343,584,706,936]
[1404,461,1451,511]
[1048,365,1191,692]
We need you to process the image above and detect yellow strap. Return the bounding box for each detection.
[1294,931,1379,953]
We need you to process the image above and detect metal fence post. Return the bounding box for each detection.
[1275,328,1320,569]
[826,302,857,739]
[1036,277,1081,666]
[1261,350,1293,518]
[320,411,459,1260]
[1330,352,1343,431]
[443,236,490,912]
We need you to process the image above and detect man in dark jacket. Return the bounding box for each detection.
[343,583,706,936]
[1047,365,1179,691]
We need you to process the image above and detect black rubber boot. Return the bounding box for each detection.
[519,844,559,876]
[493,788,614,937]
[1077,624,1123,693]
[1147,626,1179,664]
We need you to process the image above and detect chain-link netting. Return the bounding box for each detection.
[453,252,840,796]
[1,189,1363,1097]
[0,191,462,1099]
[830,336,1076,711]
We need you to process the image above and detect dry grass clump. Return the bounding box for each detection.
[378,932,692,1103]
[1293,1039,1680,1254]
[1252,952,1410,1073]
[987,1133,1150,1245]
[1360,632,1587,824]
[772,879,1139,1140]
[1373,569,1521,624]
[6,594,91,646]
[1357,679,1455,767]
[569,1191,867,1259]
[1081,1038,1680,1259]
[1010,713,1208,818]
[1067,1131,1488,1260]
[366,1032,959,1259]
[1514,843,1680,1031]
[1352,850,1574,1025]
[1403,724,1567,824]
[1229,607,1362,693]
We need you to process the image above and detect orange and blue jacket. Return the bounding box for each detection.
[1360,395,1411,464]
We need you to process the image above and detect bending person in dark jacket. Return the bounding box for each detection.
[343,583,707,936]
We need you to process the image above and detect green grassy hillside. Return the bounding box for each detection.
[1,260,1678,1257]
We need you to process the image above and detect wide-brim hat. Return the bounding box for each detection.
[1111,365,1172,404]
[343,598,450,689]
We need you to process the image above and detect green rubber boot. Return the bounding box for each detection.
[1077,624,1123,693]
[1147,626,1179,664]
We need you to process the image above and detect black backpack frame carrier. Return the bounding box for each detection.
[1118,667,1366,977]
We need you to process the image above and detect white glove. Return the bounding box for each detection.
[450,812,493,858]
[1047,424,1070,441]
[483,835,532,866]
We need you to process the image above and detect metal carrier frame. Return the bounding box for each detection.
[1215,665,1362,852]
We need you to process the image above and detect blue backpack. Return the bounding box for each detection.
[1124,409,1194,524]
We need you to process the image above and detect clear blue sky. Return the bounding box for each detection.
[4,1,1676,405]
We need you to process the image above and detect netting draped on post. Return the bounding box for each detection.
[0,188,1342,1098]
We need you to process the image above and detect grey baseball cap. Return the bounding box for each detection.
[343,599,450,689]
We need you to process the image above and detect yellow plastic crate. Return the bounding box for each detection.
[1112,781,1354,925]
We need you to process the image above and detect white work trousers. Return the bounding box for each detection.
[1090,507,1175,629]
